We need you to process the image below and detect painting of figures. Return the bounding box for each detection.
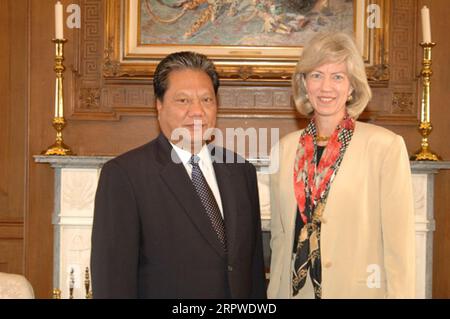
[139,0,354,46]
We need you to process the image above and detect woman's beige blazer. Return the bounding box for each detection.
[267,121,416,298]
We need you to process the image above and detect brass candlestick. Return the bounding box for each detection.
[411,42,440,161]
[52,288,61,299]
[69,267,74,299]
[84,267,92,299]
[42,38,74,156]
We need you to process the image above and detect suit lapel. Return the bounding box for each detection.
[156,135,226,258]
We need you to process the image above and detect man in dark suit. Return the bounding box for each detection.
[90,51,266,298]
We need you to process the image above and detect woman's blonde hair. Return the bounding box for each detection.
[292,32,372,118]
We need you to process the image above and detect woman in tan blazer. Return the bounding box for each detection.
[267,32,416,299]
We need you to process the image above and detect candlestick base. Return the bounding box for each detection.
[52,288,61,299]
[410,122,440,161]
[43,143,74,156]
[411,150,440,161]
[42,117,75,156]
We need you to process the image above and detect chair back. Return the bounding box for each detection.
[0,272,35,299]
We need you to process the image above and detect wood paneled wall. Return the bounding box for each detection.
[0,0,448,298]
[0,0,28,276]
[421,0,450,299]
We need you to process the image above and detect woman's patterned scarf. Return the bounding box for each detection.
[292,115,355,298]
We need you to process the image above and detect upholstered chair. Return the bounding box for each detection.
[0,272,34,299]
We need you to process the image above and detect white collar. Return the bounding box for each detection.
[170,142,213,167]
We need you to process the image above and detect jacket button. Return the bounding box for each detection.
[227,265,233,272]
[324,261,332,268]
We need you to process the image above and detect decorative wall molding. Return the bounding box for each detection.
[392,92,414,114]
[0,220,24,239]
[387,0,417,123]
[72,0,104,116]
[0,220,24,274]
[390,0,417,83]
[79,88,101,109]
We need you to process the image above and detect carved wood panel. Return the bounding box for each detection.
[0,220,24,274]
[387,0,418,123]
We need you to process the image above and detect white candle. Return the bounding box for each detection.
[421,6,431,43]
[55,1,64,39]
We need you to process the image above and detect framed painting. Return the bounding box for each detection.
[104,0,389,85]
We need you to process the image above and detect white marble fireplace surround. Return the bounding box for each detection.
[34,155,450,299]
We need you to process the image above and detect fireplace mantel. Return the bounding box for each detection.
[35,155,450,299]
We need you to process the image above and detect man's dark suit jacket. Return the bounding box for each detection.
[91,134,266,298]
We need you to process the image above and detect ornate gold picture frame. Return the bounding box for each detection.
[104,0,389,85]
